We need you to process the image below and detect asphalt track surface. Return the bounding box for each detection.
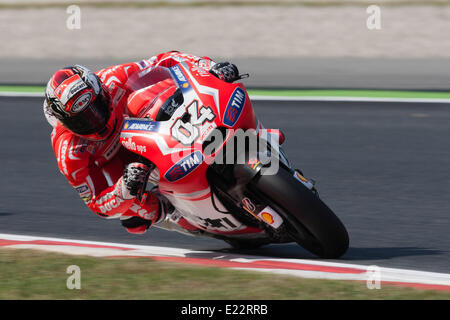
[4,57,450,90]
[1,96,449,274]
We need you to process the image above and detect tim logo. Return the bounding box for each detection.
[170,65,191,93]
[223,87,246,127]
[164,151,204,182]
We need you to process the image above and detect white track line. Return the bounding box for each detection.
[0,92,43,97]
[0,233,449,290]
[249,95,450,104]
[2,91,450,104]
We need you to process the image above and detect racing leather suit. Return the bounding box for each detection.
[48,51,215,234]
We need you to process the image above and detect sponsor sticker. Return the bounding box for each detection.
[170,65,192,93]
[223,87,246,127]
[60,140,68,175]
[122,120,159,132]
[137,59,150,70]
[257,206,283,229]
[75,184,89,194]
[248,157,261,171]
[72,144,87,154]
[81,194,92,203]
[55,75,86,105]
[99,197,124,214]
[71,92,92,113]
[121,137,147,154]
[190,64,210,77]
[86,144,96,154]
[103,137,121,161]
[74,183,92,203]
[129,203,156,220]
[72,139,94,155]
[242,197,256,212]
[164,151,204,182]
[293,171,314,190]
[69,80,88,96]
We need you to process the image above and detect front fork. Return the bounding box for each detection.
[207,124,317,234]
[225,142,317,230]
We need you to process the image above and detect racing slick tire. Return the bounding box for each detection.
[249,165,349,259]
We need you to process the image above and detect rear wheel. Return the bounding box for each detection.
[249,166,349,258]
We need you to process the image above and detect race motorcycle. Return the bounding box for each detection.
[120,61,349,258]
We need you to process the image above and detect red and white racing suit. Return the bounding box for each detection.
[49,51,215,234]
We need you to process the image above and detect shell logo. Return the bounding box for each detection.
[261,212,275,225]
[182,83,189,88]
[124,122,129,129]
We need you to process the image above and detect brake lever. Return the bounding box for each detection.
[137,156,154,205]
[238,73,250,80]
[137,170,150,205]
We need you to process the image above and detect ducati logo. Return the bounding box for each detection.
[242,197,256,212]
[99,197,124,214]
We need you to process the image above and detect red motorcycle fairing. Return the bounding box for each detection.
[120,62,264,236]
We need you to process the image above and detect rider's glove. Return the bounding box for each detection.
[119,191,161,234]
[120,216,152,234]
[118,162,151,200]
[209,62,240,83]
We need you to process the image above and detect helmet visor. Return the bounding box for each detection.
[60,94,111,136]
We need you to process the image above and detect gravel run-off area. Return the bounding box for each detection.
[2,5,450,59]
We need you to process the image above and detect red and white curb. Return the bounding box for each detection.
[1,233,449,292]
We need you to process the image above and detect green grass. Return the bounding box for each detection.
[0,85,44,93]
[0,248,449,300]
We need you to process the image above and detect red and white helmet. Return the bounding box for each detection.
[44,65,116,141]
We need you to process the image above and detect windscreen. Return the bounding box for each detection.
[124,65,174,92]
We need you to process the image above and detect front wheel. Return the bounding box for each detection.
[249,166,349,258]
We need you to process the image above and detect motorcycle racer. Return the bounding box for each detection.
[44,51,240,234]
